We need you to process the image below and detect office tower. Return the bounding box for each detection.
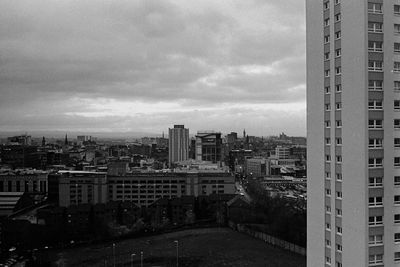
[168,125,189,166]
[307,1,400,266]
[195,131,222,163]
[275,146,290,159]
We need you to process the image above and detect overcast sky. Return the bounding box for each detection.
[0,0,305,137]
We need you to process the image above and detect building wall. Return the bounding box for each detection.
[307,0,400,266]
[58,171,107,207]
[275,146,290,159]
[0,173,48,193]
[306,0,328,266]
[195,132,222,163]
[168,125,189,165]
[245,158,269,177]
[107,172,235,207]
[341,1,369,266]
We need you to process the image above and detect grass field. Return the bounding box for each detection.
[50,228,306,267]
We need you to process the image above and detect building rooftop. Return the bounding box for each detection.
[0,168,48,175]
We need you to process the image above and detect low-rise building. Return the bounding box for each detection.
[275,146,290,159]
[245,157,270,177]
[108,171,235,207]
[56,166,235,208]
[0,169,48,193]
[58,171,107,207]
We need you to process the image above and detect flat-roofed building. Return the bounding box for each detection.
[169,125,190,166]
[58,170,107,207]
[108,171,235,207]
[0,169,48,193]
[195,131,222,164]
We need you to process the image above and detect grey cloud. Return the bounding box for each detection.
[0,0,306,134]
[0,107,305,136]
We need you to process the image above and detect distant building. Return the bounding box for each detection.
[0,145,39,169]
[226,132,238,144]
[269,158,298,167]
[108,171,235,207]
[107,161,130,176]
[228,149,253,172]
[290,145,307,161]
[275,146,290,159]
[7,134,32,146]
[168,125,189,166]
[58,171,107,207]
[0,169,48,193]
[141,137,156,146]
[77,135,92,144]
[189,138,196,159]
[56,167,235,208]
[0,192,34,217]
[155,137,168,148]
[195,131,222,164]
[245,157,270,177]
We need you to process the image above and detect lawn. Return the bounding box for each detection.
[50,228,306,267]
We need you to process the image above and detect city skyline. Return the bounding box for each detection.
[0,0,306,136]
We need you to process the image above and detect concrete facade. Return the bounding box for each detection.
[195,131,222,164]
[168,125,190,166]
[307,1,400,266]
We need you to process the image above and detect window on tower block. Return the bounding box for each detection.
[396,81,400,91]
[369,216,383,226]
[368,100,383,110]
[369,80,383,91]
[395,138,400,148]
[395,214,400,223]
[395,100,400,110]
[395,24,400,34]
[369,234,383,245]
[395,233,400,243]
[369,120,383,129]
[368,3,382,13]
[368,158,383,168]
[369,41,383,52]
[395,43,400,53]
[368,22,383,33]
[368,60,383,71]
[395,176,400,186]
[395,5,400,15]
[395,62,400,72]
[395,157,400,167]
[395,119,400,129]
[369,177,383,187]
[369,254,383,264]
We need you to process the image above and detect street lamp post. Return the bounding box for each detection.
[174,240,179,267]
[140,251,143,267]
[131,253,136,267]
[113,243,116,267]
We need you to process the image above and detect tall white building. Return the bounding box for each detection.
[307,1,400,266]
[168,125,189,166]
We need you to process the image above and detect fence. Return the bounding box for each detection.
[228,221,306,256]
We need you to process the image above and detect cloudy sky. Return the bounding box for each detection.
[0,0,306,137]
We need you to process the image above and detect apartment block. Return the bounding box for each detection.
[307,0,400,266]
